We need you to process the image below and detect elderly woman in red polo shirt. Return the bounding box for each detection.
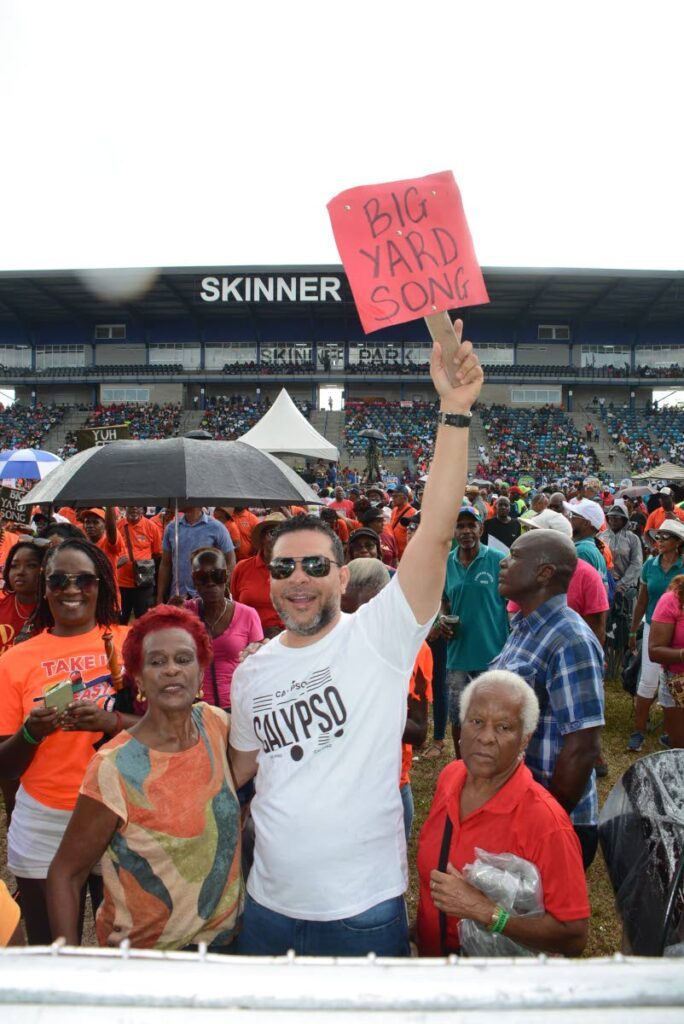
[230,514,285,639]
[416,670,589,957]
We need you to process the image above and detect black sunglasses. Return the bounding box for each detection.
[46,572,100,593]
[192,567,228,585]
[655,532,678,542]
[268,555,341,580]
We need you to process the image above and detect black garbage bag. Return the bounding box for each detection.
[598,751,684,955]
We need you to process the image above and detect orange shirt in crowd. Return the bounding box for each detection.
[117,516,162,589]
[390,504,417,559]
[0,624,128,810]
[644,506,684,535]
[92,532,127,607]
[329,518,349,544]
[597,538,614,572]
[223,509,259,561]
[400,641,433,788]
[231,553,283,633]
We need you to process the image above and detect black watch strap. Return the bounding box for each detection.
[437,411,472,428]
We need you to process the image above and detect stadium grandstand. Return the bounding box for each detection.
[0,265,682,485]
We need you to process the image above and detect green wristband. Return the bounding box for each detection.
[22,722,41,746]
[490,906,510,934]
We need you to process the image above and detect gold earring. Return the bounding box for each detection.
[196,687,204,699]
[137,688,147,702]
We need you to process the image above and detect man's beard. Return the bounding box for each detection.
[272,592,339,637]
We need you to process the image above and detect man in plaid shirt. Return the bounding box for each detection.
[492,529,605,868]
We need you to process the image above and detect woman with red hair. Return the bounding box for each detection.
[47,605,243,950]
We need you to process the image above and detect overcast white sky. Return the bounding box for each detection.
[0,0,681,273]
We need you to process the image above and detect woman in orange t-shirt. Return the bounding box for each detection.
[0,538,131,944]
[230,514,285,638]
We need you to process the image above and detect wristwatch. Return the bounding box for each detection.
[437,411,472,428]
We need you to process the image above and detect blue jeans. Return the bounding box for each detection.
[236,891,410,956]
[400,782,413,840]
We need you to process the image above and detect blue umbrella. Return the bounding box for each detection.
[0,448,63,482]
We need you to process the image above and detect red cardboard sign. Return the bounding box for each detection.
[327,170,489,334]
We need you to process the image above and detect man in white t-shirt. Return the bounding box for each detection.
[230,321,483,956]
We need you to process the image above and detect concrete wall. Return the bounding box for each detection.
[98,382,183,405]
[15,385,94,406]
[94,344,146,365]
[517,343,570,365]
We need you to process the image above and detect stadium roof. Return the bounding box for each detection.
[0,266,682,333]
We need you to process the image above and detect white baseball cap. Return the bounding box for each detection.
[563,498,604,531]
[523,509,573,537]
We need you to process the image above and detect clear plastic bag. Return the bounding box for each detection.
[457,847,544,957]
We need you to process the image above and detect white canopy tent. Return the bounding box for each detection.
[633,461,684,481]
[238,388,339,461]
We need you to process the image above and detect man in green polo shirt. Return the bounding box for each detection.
[441,505,509,752]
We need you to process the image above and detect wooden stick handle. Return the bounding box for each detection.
[424,312,461,387]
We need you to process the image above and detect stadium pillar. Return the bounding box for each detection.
[200,386,205,410]
[630,391,636,413]
[567,389,573,412]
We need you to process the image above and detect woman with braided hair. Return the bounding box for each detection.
[0,538,132,943]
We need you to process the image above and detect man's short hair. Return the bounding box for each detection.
[271,513,344,564]
[345,558,390,597]
[460,670,540,737]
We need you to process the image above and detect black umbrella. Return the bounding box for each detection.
[19,438,320,508]
[358,428,387,442]
[183,429,213,440]
[616,485,655,499]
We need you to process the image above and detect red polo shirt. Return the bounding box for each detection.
[416,760,589,956]
[230,553,283,632]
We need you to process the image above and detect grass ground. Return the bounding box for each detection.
[0,676,657,953]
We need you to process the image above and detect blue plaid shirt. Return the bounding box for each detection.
[490,594,605,825]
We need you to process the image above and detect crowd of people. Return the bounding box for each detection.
[602,407,684,473]
[199,395,311,440]
[344,400,438,466]
[0,403,65,452]
[0,336,682,958]
[476,405,599,485]
[85,403,182,440]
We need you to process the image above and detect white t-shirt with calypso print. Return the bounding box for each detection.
[231,575,434,921]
